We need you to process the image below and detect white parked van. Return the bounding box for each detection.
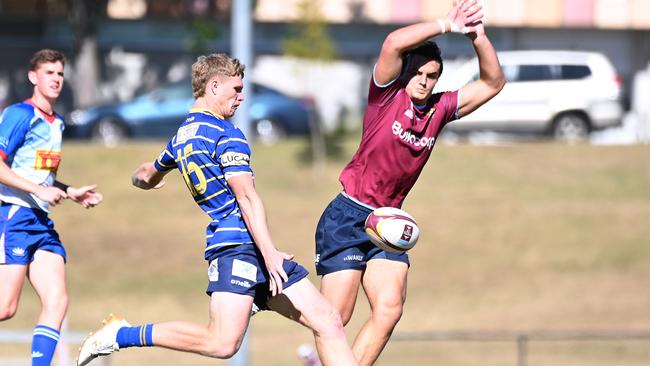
[437,50,624,141]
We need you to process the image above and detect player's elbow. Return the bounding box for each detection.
[481,73,506,99]
[493,72,506,92]
[478,63,506,95]
[202,338,243,359]
[382,33,404,56]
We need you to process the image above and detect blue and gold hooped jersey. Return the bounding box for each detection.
[154,108,254,260]
[0,101,64,212]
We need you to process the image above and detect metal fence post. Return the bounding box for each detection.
[516,335,528,366]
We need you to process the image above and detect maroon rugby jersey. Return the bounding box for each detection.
[339,78,459,208]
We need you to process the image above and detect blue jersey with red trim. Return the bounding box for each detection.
[0,101,64,212]
[154,109,254,260]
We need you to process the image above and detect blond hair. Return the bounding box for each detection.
[192,53,245,98]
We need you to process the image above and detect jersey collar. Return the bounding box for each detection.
[25,99,56,123]
[189,108,225,120]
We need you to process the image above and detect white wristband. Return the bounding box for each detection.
[437,19,447,34]
[449,21,470,34]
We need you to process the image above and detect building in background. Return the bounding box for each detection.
[0,0,648,133]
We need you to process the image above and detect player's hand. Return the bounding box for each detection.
[67,185,103,209]
[132,162,166,190]
[36,186,67,206]
[447,0,484,35]
[261,247,294,297]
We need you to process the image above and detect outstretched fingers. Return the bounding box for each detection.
[462,0,483,23]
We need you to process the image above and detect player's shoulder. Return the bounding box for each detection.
[200,114,246,140]
[431,90,457,105]
[2,102,35,119]
[177,110,246,145]
[187,110,234,133]
[0,103,37,129]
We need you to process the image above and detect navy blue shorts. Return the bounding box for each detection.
[315,194,409,276]
[0,203,66,265]
[206,244,309,312]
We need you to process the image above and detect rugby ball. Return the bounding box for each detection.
[364,207,420,253]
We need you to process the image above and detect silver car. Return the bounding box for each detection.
[437,50,624,142]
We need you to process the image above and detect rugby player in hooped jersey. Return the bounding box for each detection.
[0,49,103,366]
[77,53,358,366]
[315,1,505,365]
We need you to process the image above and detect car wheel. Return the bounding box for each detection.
[253,119,286,145]
[552,113,590,143]
[91,118,128,146]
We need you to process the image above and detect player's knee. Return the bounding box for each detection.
[0,304,18,321]
[312,307,346,338]
[339,307,353,326]
[372,301,403,327]
[43,292,68,317]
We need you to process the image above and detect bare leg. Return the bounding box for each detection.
[269,278,358,366]
[77,291,255,366]
[319,269,363,325]
[29,250,68,329]
[0,263,27,320]
[151,291,253,358]
[353,259,407,366]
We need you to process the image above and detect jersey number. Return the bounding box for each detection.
[178,144,207,197]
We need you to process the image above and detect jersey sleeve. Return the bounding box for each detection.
[153,137,178,172]
[367,65,403,106]
[0,105,32,160]
[215,128,252,177]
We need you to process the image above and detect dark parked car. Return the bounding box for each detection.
[65,80,316,145]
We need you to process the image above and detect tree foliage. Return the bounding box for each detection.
[281,0,337,61]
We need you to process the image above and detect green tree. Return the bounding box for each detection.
[187,18,220,56]
[282,0,337,61]
[281,0,341,169]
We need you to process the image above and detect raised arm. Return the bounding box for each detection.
[227,173,294,296]
[375,0,484,85]
[457,24,506,118]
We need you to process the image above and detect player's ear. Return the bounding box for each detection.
[28,70,38,85]
[211,80,219,95]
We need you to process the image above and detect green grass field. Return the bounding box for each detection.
[2,138,650,365]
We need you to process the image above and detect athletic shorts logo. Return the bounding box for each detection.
[11,247,26,257]
[232,259,257,281]
[220,152,249,167]
[208,259,219,281]
[34,150,61,172]
[230,279,252,288]
[31,351,44,358]
[343,255,363,262]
